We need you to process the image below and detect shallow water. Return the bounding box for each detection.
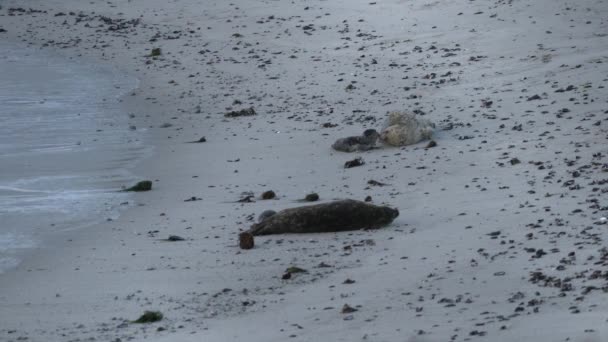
[0,41,147,272]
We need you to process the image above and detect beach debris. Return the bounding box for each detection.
[239,232,255,250]
[341,304,358,314]
[132,311,163,323]
[188,136,206,143]
[344,157,365,168]
[380,111,434,147]
[184,196,201,202]
[148,48,161,57]
[332,129,380,152]
[282,266,307,279]
[166,235,185,242]
[237,195,255,203]
[426,140,437,148]
[367,179,388,187]
[247,199,398,235]
[304,193,319,202]
[123,180,152,192]
[225,107,256,118]
[261,190,276,200]
[286,266,307,274]
[258,210,277,223]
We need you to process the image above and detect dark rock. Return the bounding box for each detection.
[261,190,276,200]
[510,158,521,165]
[344,157,365,168]
[188,136,206,143]
[149,48,161,57]
[367,179,387,186]
[124,180,152,192]
[225,107,256,118]
[341,304,358,314]
[239,232,254,250]
[285,266,307,274]
[132,311,163,324]
[166,235,185,241]
[425,140,437,148]
[304,193,319,202]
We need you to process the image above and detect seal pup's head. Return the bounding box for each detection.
[361,129,380,144]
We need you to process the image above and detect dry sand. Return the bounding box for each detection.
[1,0,607,341]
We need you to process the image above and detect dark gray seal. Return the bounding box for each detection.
[332,129,380,152]
[247,199,399,236]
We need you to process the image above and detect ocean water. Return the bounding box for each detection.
[0,41,147,272]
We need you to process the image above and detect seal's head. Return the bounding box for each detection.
[362,129,380,144]
[375,205,399,225]
[258,210,277,223]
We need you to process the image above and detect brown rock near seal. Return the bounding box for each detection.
[247,199,399,236]
[239,232,255,249]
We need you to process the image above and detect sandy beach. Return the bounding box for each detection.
[1,0,607,341]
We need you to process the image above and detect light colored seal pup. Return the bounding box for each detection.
[332,129,380,152]
[380,112,434,146]
[247,199,399,236]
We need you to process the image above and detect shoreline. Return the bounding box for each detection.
[1,0,608,341]
[0,38,150,274]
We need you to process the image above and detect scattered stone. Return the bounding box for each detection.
[341,304,358,314]
[237,195,255,203]
[239,232,254,250]
[188,136,206,143]
[364,195,372,202]
[304,193,319,202]
[285,266,307,274]
[344,157,365,168]
[166,235,185,241]
[367,180,387,186]
[149,48,161,57]
[132,311,163,324]
[261,190,276,200]
[425,140,437,148]
[225,107,256,118]
[123,180,152,192]
[510,158,521,165]
[184,196,201,202]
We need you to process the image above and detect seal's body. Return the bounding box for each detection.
[332,129,380,152]
[380,112,434,147]
[247,199,399,236]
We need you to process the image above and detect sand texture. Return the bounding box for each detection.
[1,0,607,341]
